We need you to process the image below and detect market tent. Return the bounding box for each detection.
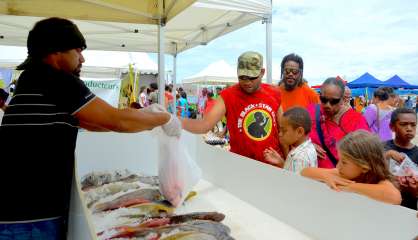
[0,1,271,54]
[383,75,418,89]
[182,60,236,85]
[0,46,158,77]
[0,0,272,103]
[347,72,383,88]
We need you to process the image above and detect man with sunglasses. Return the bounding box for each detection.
[182,51,282,164]
[278,53,319,112]
[307,77,369,168]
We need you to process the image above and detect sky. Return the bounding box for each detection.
[165,0,418,85]
[1,0,418,86]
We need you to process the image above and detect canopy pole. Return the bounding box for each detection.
[158,21,166,105]
[172,51,177,115]
[265,14,273,84]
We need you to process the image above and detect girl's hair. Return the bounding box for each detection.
[373,87,389,101]
[337,130,392,184]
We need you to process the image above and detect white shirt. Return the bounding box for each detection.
[284,138,318,174]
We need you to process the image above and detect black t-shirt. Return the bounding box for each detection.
[0,63,95,221]
[384,140,418,210]
[384,140,418,165]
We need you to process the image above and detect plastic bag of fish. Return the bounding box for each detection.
[156,129,202,207]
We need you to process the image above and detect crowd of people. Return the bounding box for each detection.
[0,17,416,239]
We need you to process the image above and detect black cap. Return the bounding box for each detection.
[17,17,87,70]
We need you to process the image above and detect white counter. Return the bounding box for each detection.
[69,131,418,240]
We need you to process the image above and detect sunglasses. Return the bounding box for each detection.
[239,76,258,81]
[320,96,341,105]
[284,68,300,75]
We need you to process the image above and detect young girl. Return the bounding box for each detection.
[301,130,401,204]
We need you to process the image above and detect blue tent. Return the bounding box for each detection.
[347,72,384,88]
[383,75,418,89]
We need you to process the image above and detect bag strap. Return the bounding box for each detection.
[376,104,380,131]
[315,104,338,167]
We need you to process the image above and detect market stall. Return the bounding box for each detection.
[71,131,418,240]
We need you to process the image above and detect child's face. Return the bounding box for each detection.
[279,116,303,146]
[391,113,417,142]
[336,153,367,180]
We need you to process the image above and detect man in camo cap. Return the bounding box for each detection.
[182,51,282,164]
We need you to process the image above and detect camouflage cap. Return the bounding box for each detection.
[237,51,263,78]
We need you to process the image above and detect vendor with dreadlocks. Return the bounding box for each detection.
[278,53,319,112]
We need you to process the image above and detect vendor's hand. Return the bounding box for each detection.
[385,150,405,163]
[162,115,182,137]
[313,143,326,159]
[143,103,167,113]
[263,147,284,167]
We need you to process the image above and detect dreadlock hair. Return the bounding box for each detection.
[280,53,304,86]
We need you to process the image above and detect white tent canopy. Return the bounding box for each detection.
[182,60,237,85]
[0,0,272,103]
[0,1,271,54]
[0,46,158,77]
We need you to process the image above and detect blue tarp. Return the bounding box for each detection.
[347,72,383,88]
[383,75,418,89]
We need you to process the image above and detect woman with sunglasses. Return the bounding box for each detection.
[307,77,370,168]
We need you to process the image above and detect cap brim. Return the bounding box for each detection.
[237,69,261,78]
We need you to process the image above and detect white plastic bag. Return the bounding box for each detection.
[156,129,201,207]
[389,153,418,176]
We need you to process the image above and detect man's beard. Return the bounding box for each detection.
[73,64,82,77]
[283,78,299,90]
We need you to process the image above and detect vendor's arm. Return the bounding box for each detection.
[340,180,402,205]
[182,97,226,134]
[75,97,170,133]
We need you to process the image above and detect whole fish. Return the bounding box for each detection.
[84,182,140,208]
[94,188,163,213]
[106,220,233,240]
[101,212,225,236]
[81,170,140,190]
[160,231,218,240]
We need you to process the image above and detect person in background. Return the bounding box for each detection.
[307,77,370,168]
[405,96,413,109]
[0,88,9,124]
[354,96,366,113]
[176,91,189,118]
[215,86,223,98]
[384,108,418,210]
[278,53,319,113]
[264,107,317,173]
[148,82,158,104]
[382,87,399,109]
[197,87,208,118]
[203,91,216,117]
[343,86,352,108]
[182,51,282,164]
[139,86,149,108]
[0,17,181,239]
[302,130,401,205]
[363,87,393,142]
[164,85,174,113]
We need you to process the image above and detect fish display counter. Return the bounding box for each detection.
[69,131,418,240]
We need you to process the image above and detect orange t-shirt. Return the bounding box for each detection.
[278,84,319,112]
